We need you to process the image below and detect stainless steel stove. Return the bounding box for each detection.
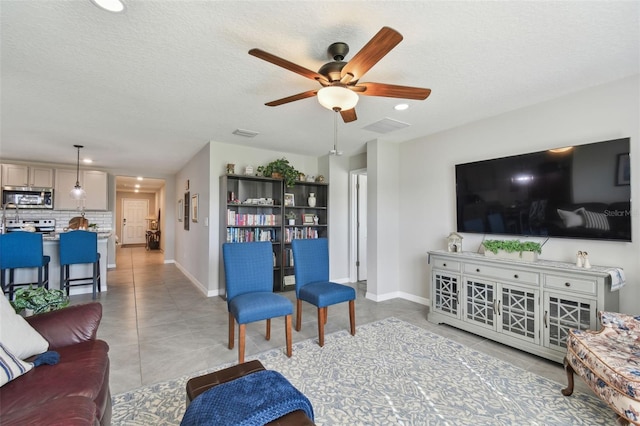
[4,219,56,234]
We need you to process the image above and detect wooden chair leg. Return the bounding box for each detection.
[285,315,292,358]
[228,312,235,350]
[349,300,356,336]
[317,307,326,347]
[324,306,328,324]
[296,299,302,331]
[266,318,271,340]
[238,324,246,364]
[561,356,575,396]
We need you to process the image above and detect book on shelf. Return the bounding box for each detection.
[226,228,276,243]
[284,227,319,243]
[284,248,294,267]
[226,210,276,226]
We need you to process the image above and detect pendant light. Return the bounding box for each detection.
[70,145,87,200]
[329,108,343,156]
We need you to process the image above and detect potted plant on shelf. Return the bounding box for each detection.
[285,211,297,225]
[481,239,542,262]
[261,158,300,187]
[11,285,70,316]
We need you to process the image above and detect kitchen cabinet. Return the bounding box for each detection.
[54,169,108,210]
[1,163,54,187]
[428,250,620,363]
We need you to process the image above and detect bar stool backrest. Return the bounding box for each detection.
[0,232,45,269]
[59,231,98,266]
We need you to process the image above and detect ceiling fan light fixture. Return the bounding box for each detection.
[317,86,358,111]
[90,0,125,13]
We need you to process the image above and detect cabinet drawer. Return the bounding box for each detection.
[545,275,596,295]
[464,263,538,285]
[431,257,461,272]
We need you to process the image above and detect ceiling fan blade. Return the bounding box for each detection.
[249,48,328,84]
[265,90,318,107]
[340,27,403,81]
[340,108,357,123]
[357,82,431,100]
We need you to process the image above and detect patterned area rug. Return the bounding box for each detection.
[112,317,614,425]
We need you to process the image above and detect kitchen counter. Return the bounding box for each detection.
[12,234,110,296]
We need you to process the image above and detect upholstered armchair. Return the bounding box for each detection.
[562,311,640,425]
[291,238,355,347]
[222,242,293,363]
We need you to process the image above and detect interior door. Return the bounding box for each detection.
[122,198,148,245]
[357,174,368,281]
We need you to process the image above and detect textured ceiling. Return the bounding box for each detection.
[1,1,638,177]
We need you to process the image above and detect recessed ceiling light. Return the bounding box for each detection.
[91,0,125,13]
[137,176,143,181]
[134,184,140,188]
[134,189,139,193]
[394,103,409,111]
[83,158,93,164]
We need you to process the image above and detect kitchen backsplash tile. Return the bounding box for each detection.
[15,210,113,233]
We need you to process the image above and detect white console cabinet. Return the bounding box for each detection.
[428,250,620,363]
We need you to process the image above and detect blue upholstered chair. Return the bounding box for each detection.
[0,232,50,300]
[223,241,293,364]
[59,230,101,299]
[291,238,356,347]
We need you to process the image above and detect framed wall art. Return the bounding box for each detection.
[191,194,199,222]
[177,199,183,222]
[184,192,190,230]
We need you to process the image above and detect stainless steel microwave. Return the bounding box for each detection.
[1,186,54,209]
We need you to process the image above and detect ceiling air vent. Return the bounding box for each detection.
[232,129,259,138]
[362,118,410,134]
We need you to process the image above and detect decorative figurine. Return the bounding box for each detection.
[583,252,591,269]
[576,251,584,268]
[447,232,463,253]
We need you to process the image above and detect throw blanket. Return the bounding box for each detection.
[607,268,626,291]
[181,370,314,426]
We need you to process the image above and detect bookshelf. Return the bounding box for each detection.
[220,175,328,292]
[282,181,329,291]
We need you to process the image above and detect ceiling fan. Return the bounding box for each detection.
[249,27,431,123]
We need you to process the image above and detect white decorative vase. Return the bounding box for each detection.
[288,219,295,225]
[308,193,316,208]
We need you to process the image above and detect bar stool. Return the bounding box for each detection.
[0,232,50,300]
[59,230,101,299]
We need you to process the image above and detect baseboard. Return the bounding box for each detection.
[365,290,429,306]
[173,261,219,297]
[163,259,175,264]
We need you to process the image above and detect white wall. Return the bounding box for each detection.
[366,140,403,301]
[398,75,639,314]
[174,143,211,294]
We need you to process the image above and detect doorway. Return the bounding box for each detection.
[122,199,148,245]
[349,169,368,282]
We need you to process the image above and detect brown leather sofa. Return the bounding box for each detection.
[0,303,111,425]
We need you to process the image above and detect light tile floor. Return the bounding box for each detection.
[70,246,591,397]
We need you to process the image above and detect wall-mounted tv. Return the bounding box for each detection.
[455,137,631,241]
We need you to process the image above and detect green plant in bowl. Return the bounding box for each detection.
[261,158,300,187]
[11,286,70,315]
[482,239,542,255]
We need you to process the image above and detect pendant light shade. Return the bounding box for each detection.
[317,86,359,112]
[70,145,87,201]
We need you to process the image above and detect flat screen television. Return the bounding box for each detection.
[455,137,631,241]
